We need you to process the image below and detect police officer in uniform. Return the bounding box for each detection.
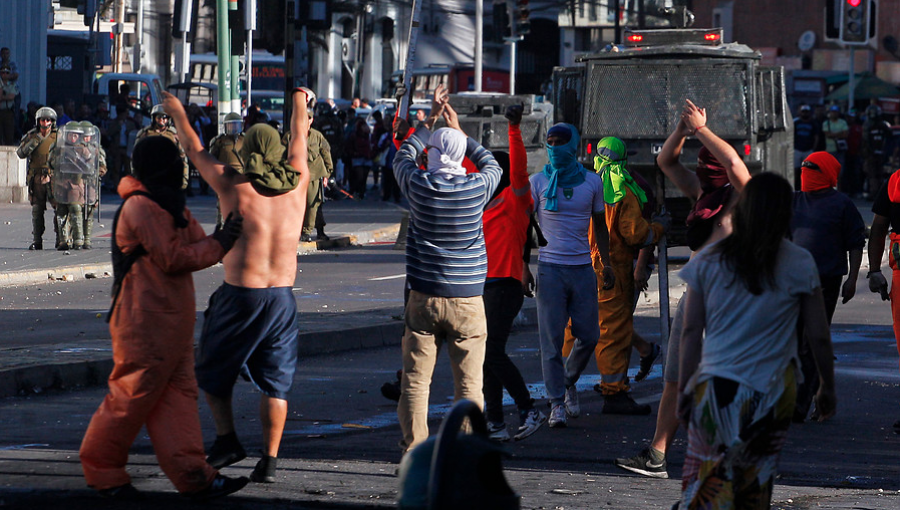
[209,112,244,228]
[863,104,893,199]
[79,122,107,249]
[50,122,102,250]
[17,107,59,250]
[135,104,189,189]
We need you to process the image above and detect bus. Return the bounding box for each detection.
[189,52,286,94]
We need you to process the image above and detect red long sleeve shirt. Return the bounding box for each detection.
[483,124,533,281]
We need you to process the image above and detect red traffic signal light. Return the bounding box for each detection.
[846,0,861,6]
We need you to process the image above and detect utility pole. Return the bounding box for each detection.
[134,0,144,73]
[113,0,125,72]
[216,0,233,118]
[475,0,483,92]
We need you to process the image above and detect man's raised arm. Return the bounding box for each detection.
[287,88,311,188]
[162,91,230,192]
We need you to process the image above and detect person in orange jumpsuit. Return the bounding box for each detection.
[564,137,668,414]
[867,165,900,436]
[79,136,247,500]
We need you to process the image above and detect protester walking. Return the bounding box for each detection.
[616,99,750,478]
[482,104,546,442]
[866,161,900,435]
[790,151,865,422]
[564,137,669,416]
[677,172,836,508]
[531,122,613,428]
[163,88,312,484]
[79,136,247,501]
[392,85,502,453]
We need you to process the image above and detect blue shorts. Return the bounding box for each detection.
[196,283,300,400]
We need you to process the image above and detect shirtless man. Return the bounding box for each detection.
[615,99,751,479]
[162,88,311,484]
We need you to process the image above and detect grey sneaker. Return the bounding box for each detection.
[487,422,511,442]
[514,409,547,441]
[548,403,567,428]
[564,386,580,418]
[614,448,669,479]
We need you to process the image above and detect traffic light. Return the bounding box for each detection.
[840,0,876,45]
[256,0,285,54]
[59,0,96,27]
[515,0,530,36]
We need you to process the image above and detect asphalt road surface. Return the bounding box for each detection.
[1,250,899,509]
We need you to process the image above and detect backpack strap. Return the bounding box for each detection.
[106,191,151,323]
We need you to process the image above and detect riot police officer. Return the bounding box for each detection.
[16,106,58,250]
[50,122,102,250]
[135,104,189,189]
[79,122,107,249]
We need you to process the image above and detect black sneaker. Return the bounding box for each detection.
[615,448,669,479]
[185,474,249,500]
[206,433,247,469]
[98,483,144,500]
[635,343,661,382]
[300,233,313,242]
[316,231,330,241]
[250,455,277,483]
[603,391,652,415]
[28,242,42,250]
[381,380,401,401]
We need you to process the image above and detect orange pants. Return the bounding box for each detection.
[564,263,634,395]
[890,234,900,370]
[80,312,215,493]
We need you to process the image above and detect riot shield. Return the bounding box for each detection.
[52,123,101,205]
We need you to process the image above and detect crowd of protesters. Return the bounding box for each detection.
[16,74,900,509]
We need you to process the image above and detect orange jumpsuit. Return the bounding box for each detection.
[80,176,225,493]
[564,188,663,394]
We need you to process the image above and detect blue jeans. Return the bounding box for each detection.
[536,262,600,404]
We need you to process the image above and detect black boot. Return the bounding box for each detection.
[603,391,652,415]
[250,455,277,483]
[206,432,247,469]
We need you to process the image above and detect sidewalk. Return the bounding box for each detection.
[0,189,404,287]
[0,189,409,398]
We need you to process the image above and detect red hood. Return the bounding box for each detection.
[117,175,149,199]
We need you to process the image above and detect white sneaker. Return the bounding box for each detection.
[514,409,547,441]
[548,404,567,428]
[487,422,511,442]
[564,386,580,418]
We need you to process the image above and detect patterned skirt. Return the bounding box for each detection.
[680,364,797,510]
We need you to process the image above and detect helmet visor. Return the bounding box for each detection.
[224,120,243,136]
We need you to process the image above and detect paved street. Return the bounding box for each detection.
[1,241,899,508]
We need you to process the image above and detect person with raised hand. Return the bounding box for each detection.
[162,88,311,484]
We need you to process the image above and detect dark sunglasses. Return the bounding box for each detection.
[800,160,821,171]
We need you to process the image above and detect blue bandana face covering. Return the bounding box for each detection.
[542,123,586,211]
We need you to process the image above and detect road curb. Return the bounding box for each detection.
[0,301,538,399]
[0,224,402,288]
[0,263,112,288]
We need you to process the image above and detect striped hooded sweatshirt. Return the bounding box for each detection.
[393,126,502,297]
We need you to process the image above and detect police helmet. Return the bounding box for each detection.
[866,104,883,119]
[151,104,166,117]
[224,112,243,136]
[35,107,57,124]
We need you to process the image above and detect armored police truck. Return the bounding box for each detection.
[445,93,553,174]
[551,28,794,245]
